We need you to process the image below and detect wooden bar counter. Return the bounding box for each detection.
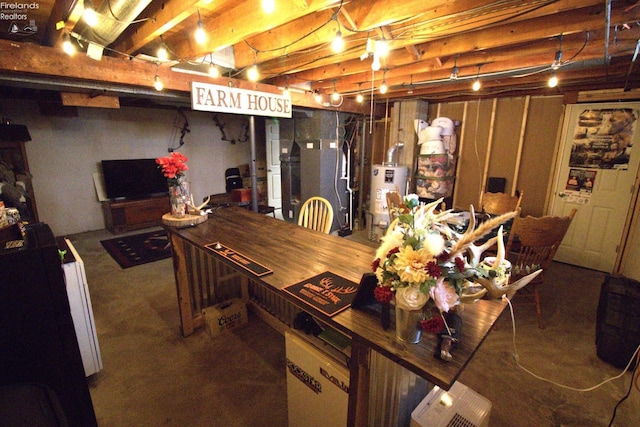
[165,207,507,426]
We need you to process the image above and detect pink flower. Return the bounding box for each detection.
[429,277,458,312]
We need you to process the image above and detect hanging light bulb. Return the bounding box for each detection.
[83,0,98,27]
[157,45,168,62]
[331,80,340,101]
[195,10,206,44]
[375,38,389,57]
[332,15,344,53]
[472,65,481,91]
[247,65,259,81]
[551,34,563,70]
[407,76,414,94]
[209,62,219,78]
[262,0,275,14]
[313,90,323,103]
[356,83,363,103]
[371,53,381,71]
[450,65,459,80]
[548,72,558,88]
[332,29,344,52]
[450,55,459,80]
[154,75,163,91]
[62,32,75,56]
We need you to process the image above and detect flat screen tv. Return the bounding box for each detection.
[101,159,169,200]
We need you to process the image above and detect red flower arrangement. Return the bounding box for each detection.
[156,152,188,186]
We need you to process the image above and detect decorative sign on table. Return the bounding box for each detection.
[205,242,273,277]
[282,271,358,317]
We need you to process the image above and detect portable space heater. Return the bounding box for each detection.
[410,382,491,427]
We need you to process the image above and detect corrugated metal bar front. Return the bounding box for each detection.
[247,279,299,328]
[183,242,245,315]
[368,349,433,427]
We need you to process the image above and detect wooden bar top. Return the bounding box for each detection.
[166,207,507,390]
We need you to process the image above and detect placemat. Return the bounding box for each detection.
[205,242,272,277]
[282,271,358,317]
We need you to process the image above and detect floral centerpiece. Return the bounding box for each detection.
[372,194,541,358]
[156,152,188,187]
[156,152,189,217]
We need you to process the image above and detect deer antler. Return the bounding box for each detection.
[476,269,542,299]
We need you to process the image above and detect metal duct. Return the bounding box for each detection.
[74,0,153,47]
[385,142,403,166]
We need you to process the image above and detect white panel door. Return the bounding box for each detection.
[265,119,282,211]
[550,103,640,272]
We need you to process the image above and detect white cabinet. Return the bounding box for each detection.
[62,238,103,377]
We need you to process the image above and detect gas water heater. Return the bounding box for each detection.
[369,164,408,240]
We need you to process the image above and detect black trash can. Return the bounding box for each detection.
[595,274,640,369]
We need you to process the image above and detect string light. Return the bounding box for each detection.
[332,18,344,53]
[548,72,558,88]
[371,54,381,71]
[472,65,481,91]
[83,0,98,27]
[380,70,388,94]
[313,90,323,103]
[62,32,75,56]
[157,38,168,62]
[262,0,275,14]
[450,56,459,80]
[551,34,563,70]
[407,75,414,94]
[209,61,219,78]
[375,38,389,57]
[356,83,363,103]
[332,80,340,101]
[154,75,163,91]
[195,10,206,44]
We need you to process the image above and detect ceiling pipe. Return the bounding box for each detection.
[74,0,153,47]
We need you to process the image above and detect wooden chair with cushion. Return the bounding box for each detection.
[505,208,577,329]
[480,191,523,215]
[385,191,405,223]
[298,196,334,234]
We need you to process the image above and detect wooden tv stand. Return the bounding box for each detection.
[102,195,170,234]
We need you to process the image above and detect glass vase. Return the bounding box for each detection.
[169,180,189,218]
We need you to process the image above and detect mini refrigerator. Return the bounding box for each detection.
[285,330,350,427]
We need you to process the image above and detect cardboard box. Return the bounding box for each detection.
[202,299,248,338]
[231,188,251,202]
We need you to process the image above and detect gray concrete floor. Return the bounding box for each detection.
[69,225,639,427]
